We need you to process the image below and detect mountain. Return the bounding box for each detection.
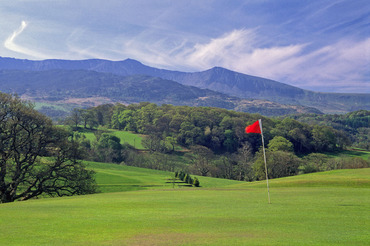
[0,56,369,113]
[0,69,321,117]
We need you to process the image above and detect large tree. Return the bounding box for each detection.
[0,93,96,203]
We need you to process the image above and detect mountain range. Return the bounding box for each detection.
[0,56,369,115]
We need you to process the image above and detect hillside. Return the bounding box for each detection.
[0,167,369,245]
[0,69,321,116]
[1,56,369,113]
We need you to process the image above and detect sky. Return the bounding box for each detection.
[0,0,369,93]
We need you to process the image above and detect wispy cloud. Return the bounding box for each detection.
[4,21,49,59]
[159,29,369,92]
[103,27,369,92]
[1,0,368,93]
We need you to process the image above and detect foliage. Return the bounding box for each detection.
[290,110,369,150]
[301,153,329,173]
[93,133,123,163]
[0,93,96,203]
[253,150,301,180]
[267,136,293,152]
[326,157,369,170]
[64,103,369,182]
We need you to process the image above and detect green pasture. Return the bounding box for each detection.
[109,130,145,150]
[77,128,145,149]
[325,149,370,160]
[33,102,70,111]
[1,165,369,245]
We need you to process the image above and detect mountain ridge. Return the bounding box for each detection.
[0,69,321,117]
[0,56,369,113]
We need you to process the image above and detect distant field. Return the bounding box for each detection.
[33,102,69,111]
[1,165,369,245]
[321,149,370,161]
[77,128,145,150]
[108,129,145,150]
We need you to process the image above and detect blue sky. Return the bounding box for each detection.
[0,0,369,93]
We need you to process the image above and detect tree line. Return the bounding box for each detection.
[67,102,353,155]
[64,102,369,182]
[289,110,370,150]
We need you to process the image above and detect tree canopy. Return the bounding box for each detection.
[0,93,96,203]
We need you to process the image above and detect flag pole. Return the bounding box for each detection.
[259,119,271,204]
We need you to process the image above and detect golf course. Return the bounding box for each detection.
[1,162,369,245]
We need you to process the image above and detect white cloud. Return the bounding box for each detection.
[4,21,49,59]
[159,29,369,92]
[285,38,370,90]
[106,28,369,92]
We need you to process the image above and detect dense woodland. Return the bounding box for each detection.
[65,102,369,181]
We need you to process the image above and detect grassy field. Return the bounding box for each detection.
[0,163,369,245]
[88,161,241,193]
[77,128,145,150]
[108,130,145,150]
[325,149,370,160]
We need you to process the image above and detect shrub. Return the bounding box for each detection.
[179,171,185,181]
[193,178,200,187]
[184,174,190,183]
[327,157,369,170]
[254,150,301,180]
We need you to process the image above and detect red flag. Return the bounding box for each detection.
[245,120,261,134]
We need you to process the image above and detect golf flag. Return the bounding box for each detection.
[245,119,271,204]
[245,120,261,134]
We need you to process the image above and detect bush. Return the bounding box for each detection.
[178,171,185,181]
[184,174,190,183]
[193,177,200,187]
[327,157,369,170]
[253,150,301,180]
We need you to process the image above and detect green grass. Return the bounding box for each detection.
[87,161,240,193]
[33,102,70,111]
[1,166,369,245]
[325,149,370,160]
[107,129,145,150]
[75,128,146,149]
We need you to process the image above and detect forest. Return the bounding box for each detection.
[64,102,369,181]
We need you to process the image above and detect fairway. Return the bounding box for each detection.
[1,168,369,245]
[88,161,241,193]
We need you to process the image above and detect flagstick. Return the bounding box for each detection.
[259,119,271,204]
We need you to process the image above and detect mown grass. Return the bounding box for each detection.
[1,165,369,245]
[238,168,370,189]
[88,161,240,193]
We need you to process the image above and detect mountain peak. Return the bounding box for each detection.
[121,58,143,64]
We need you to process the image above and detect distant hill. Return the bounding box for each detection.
[0,69,321,116]
[1,56,369,113]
